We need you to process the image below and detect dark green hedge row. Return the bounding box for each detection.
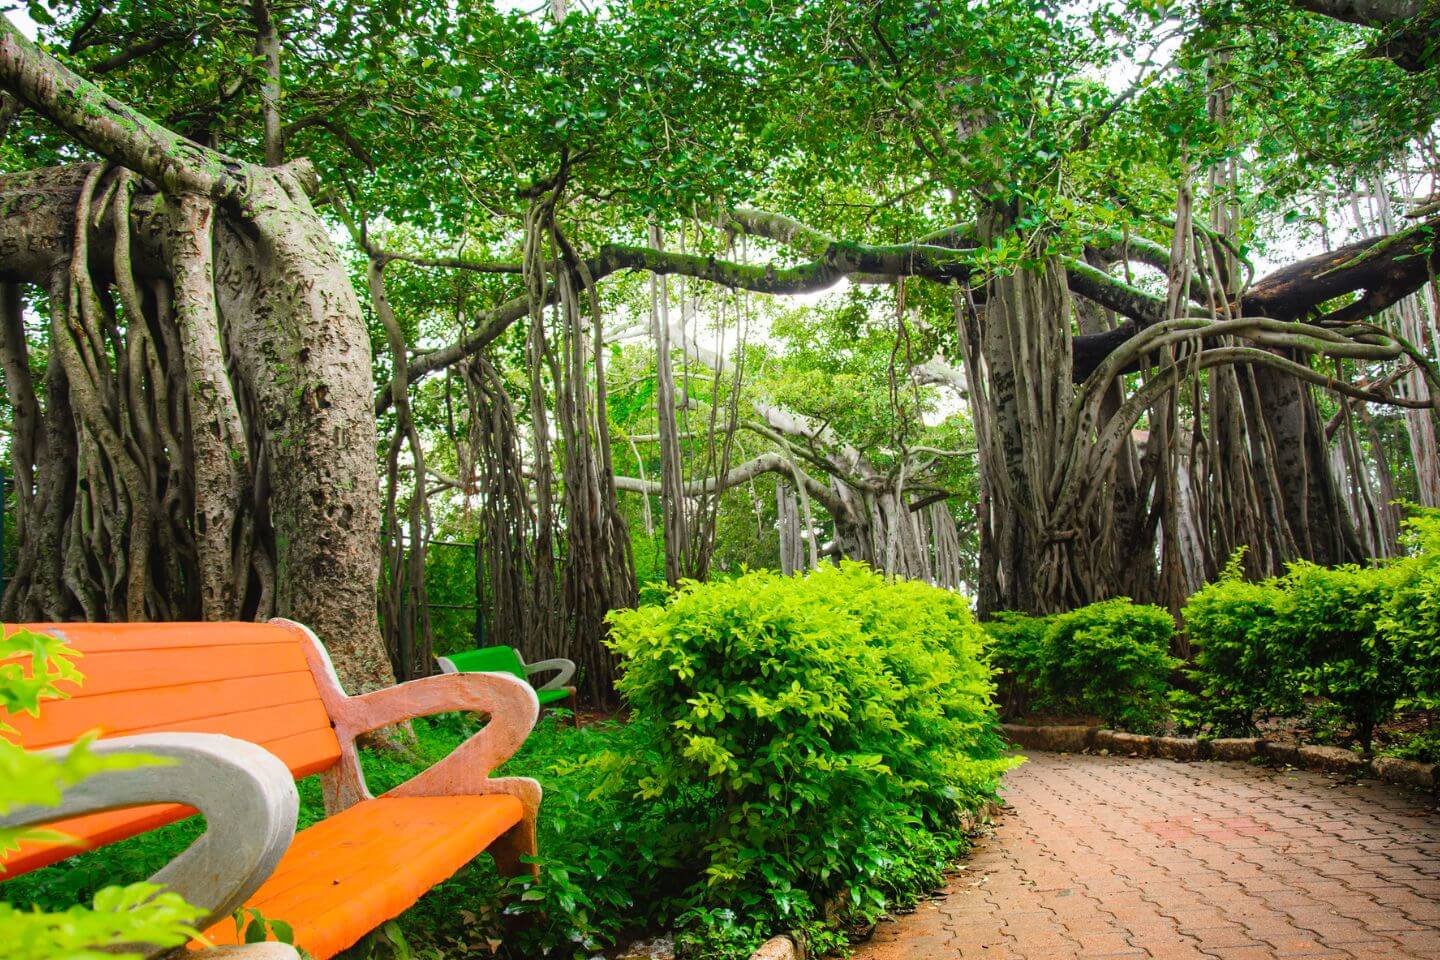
[984,511,1440,752]
[1180,511,1440,748]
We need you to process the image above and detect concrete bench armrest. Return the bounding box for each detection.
[352,673,544,874]
[339,674,544,879]
[523,657,576,692]
[276,617,544,879]
[322,671,539,796]
[0,733,298,957]
[191,945,301,960]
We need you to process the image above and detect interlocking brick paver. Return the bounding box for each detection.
[854,753,1440,959]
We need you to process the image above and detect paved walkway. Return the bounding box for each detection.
[857,752,1440,959]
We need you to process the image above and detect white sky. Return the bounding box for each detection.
[9,9,37,38]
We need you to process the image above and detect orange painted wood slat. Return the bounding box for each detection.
[196,795,524,960]
[11,622,303,654]
[16,693,339,759]
[1,803,194,876]
[0,731,342,877]
[245,728,343,779]
[1,621,343,879]
[49,643,313,698]
[10,672,330,749]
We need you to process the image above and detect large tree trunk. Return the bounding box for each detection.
[0,19,395,691]
[972,208,1092,615]
[0,163,392,691]
[1251,361,1365,567]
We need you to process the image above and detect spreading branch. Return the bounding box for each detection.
[614,451,847,516]
[0,16,240,199]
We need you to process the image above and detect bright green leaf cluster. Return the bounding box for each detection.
[983,599,1178,732]
[1181,510,1440,749]
[603,562,1015,954]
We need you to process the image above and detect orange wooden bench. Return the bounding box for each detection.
[0,619,542,959]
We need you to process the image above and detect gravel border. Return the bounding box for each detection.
[1000,722,1437,791]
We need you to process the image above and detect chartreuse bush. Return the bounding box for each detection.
[1282,561,1406,752]
[1381,511,1440,715]
[605,562,1014,955]
[980,598,1177,731]
[1042,600,1177,732]
[980,611,1050,717]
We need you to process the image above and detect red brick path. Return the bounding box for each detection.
[856,752,1440,959]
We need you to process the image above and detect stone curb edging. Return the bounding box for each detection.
[749,936,801,960]
[1000,723,1438,791]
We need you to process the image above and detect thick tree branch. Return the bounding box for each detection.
[252,0,284,166]
[89,28,195,74]
[382,214,1439,404]
[377,250,524,274]
[719,207,836,257]
[0,16,240,199]
[1291,0,1439,70]
[614,451,846,515]
[1241,220,1440,319]
[1293,0,1423,25]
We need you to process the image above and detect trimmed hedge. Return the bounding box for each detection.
[1180,511,1440,749]
[982,598,1177,732]
[983,510,1440,753]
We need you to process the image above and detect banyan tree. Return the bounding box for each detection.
[0,23,393,690]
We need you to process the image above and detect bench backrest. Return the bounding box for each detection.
[2,620,343,876]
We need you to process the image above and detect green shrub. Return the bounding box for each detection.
[1282,560,1405,753]
[1180,514,1440,749]
[1040,598,1178,732]
[605,562,1014,955]
[1178,552,1300,736]
[1381,510,1440,712]
[1382,729,1440,765]
[980,611,1050,718]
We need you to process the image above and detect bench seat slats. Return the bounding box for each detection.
[10,671,334,750]
[19,621,305,652]
[198,795,525,960]
[14,699,334,759]
[2,803,193,875]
